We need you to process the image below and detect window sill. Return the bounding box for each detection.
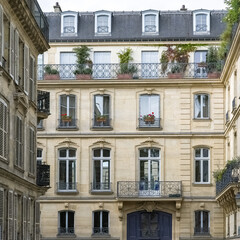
[57,126,79,131]
[57,190,79,195]
[28,172,36,179]
[193,31,210,35]
[192,183,212,187]
[138,126,162,131]
[91,126,113,131]
[90,190,113,195]
[193,118,212,121]
[61,33,78,37]
[14,165,24,173]
[142,32,159,36]
[91,233,111,238]
[57,233,76,238]
[0,157,9,164]
[95,32,111,36]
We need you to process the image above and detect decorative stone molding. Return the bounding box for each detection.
[14,92,29,115]
[56,138,79,148]
[176,201,182,221]
[92,139,112,148]
[144,88,155,95]
[140,138,159,148]
[99,202,104,209]
[118,202,123,221]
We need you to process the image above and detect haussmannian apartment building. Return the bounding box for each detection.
[36,3,238,240]
[0,0,50,239]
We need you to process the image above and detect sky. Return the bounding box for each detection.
[37,0,227,12]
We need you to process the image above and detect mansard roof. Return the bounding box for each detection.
[46,9,226,42]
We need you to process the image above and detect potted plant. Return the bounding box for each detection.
[44,65,60,80]
[96,115,107,123]
[117,48,137,79]
[143,113,155,124]
[168,64,184,79]
[61,114,72,122]
[73,46,93,80]
[160,52,168,75]
[206,46,222,78]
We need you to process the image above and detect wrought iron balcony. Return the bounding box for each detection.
[92,116,111,128]
[38,62,223,80]
[216,163,240,196]
[117,181,182,198]
[232,97,237,112]
[139,117,161,128]
[194,227,210,235]
[58,227,75,235]
[36,164,50,187]
[57,182,77,191]
[90,182,112,192]
[145,25,156,32]
[196,24,208,32]
[58,118,78,129]
[97,26,109,33]
[37,91,50,122]
[93,227,109,234]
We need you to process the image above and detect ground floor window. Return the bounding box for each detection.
[93,211,109,234]
[195,210,210,235]
[59,211,74,234]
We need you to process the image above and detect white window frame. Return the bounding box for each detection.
[15,115,24,168]
[194,148,210,184]
[142,10,159,35]
[94,11,111,35]
[61,12,78,36]
[0,98,8,161]
[93,210,109,235]
[193,10,210,35]
[92,148,111,191]
[194,93,210,119]
[58,148,77,192]
[195,210,210,234]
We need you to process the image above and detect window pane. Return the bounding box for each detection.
[94,149,101,157]
[60,95,67,115]
[150,149,159,157]
[202,95,209,118]
[195,211,201,229]
[68,161,76,185]
[59,161,66,183]
[195,95,201,118]
[69,149,76,157]
[195,149,200,157]
[150,95,159,118]
[140,95,149,116]
[103,149,110,157]
[140,160,148,182]
[68,212,74,228]
[203,160,209,182]
[195,160,200,182]
[94,212,100,228]
[95,95,103,115]
[203,148,209,157]
[151,160,159,182]
[102,211,108,228]
[203,211,209,229]
[102,161,110,185]
[140,148,148,157]
[60,212,66,228]
[59,149,66,157]
[37,149,42,158]
[94,161,101,183]
[103,96,109,115]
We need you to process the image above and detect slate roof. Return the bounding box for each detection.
[46,10,227,42]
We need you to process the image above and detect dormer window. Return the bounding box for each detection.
[95,11,111,36]
[142,10,159,35]
[193,10,210,35]
[61,11,78,36]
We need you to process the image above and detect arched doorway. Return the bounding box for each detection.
[127,211,172,240]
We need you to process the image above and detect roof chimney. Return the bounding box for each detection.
[54,2,62,12]
[180,5,187,11]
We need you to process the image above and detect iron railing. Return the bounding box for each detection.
[36,164,50,187]
[216,163,240,195]
[92,116,111,128]
[232,97,237,112]
[194,227,210,235]
[64,26,75,33]
[57,182,77,191]
[90,182,112,192]
[97,26,109,33]
[92,227,109,234]
[58,118,78,128]
[145,25,156,32]
[58,227,74,234]
[38,62,223,80]
[117,181,182,198]
[196,24,207,32]
[37,91,50,114]
[139,117,161,128]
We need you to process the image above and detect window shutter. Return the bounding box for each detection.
[0,99,8,160]
[35,201,40,240]
[14,30,19,84]
[24,45,29,94]
[23,196,27,239]
[8,190,14,240]
[27,198,30,239]
[14,194,18,240]
[0,188,4,240]
[9,24,15,78]
[0,5,3,66]
[29,128,35,174]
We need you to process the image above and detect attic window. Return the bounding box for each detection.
[95,11,111,36]
[193,10,210,35]
[61,12,78,36]
[142,10,159,35]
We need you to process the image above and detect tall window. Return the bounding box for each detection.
[29,127,35,174]
[94,95,110,127]
[195,148,210,183]
[97,15,109,33]
[139,148,160,191]
[193,11,210,34]
[141,51,159,78]
[93,211,109,234]
[194,94,209,119]
[63,16,75,33]
[139,94,160,127]
[196,14,207,32]
[0,98,8,161]
[92,148,110,191]
[195,210,210,234]
[144,14,156,32]
[29,56,35,102]
[15,116,24,168]
[58,149,76,191]
[37,149,43,165]
[59,211,74,234]
[93,51,111,79]
[59,95,76,128]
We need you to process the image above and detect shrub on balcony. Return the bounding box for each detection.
[206,46,222,78]
[44,65,59,80]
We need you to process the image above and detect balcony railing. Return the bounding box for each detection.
[57,182,77,191]
[196,24,208,32]
[58,118,78,128]
[37,91,50,114]
[58,227,75,235]
[92,116,111,128]
[216,163,240,195]
[90,182,112,192]
[139,117,161,128]
[36,164,50,187]
[38,62,223,80]
[117,181,182,198]
[194,227,210,235]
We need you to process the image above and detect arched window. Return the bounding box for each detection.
[58,148,76,191]
[93,210,109,234]
[58,210,75,234]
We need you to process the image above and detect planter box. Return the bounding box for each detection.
[207,72,221,78]
[44,74,60,80]
[167,73,184,79]
[117,74,133,79]
[75,74,92,80]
